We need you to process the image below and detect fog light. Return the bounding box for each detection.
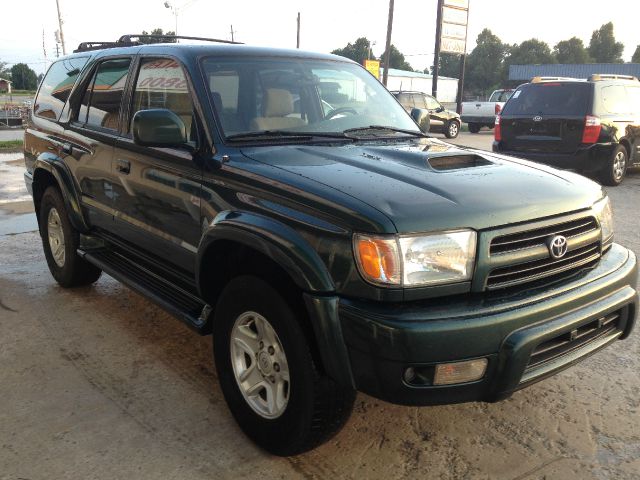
[433,358,488,385]
[403,367,416,383]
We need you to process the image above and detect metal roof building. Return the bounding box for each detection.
[509,64,640,81]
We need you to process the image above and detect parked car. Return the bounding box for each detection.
[461,89,514,133]
[24,37,638,456]
[391,90,461,138]
[493,75,640,185]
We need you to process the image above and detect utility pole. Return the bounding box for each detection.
[230,25,235,42]
[432,0,444,98]
[55,0,67,55]
[296,12,300,49]
[382,0,394,86]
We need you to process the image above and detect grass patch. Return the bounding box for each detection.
[0,139,23,150]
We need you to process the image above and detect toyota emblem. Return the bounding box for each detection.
[547,235,568,259]
[533,115,543,122]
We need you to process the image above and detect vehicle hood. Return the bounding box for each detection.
[241,139,603,234]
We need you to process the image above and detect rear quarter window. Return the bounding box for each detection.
[34,57,89,120]
[601,85,630,114]
[502,83,591,116]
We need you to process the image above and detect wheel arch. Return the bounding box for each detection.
[32,154,89,232]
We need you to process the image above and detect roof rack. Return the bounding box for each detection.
[74,34,242,53]
[589,74,639,82]
[530,76,582,83]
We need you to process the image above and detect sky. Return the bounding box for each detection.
[1,0,639,76]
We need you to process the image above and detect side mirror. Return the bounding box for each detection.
[132,109,188,147]
[411,108,431,133]
[436,106,445,113]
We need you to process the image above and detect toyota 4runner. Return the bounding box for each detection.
[24,36,637,456]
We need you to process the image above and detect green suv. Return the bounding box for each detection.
[24,36,637,456]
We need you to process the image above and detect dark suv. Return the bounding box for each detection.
[391,90,461,138]
[493,75,640,185]
[25,36,637,456]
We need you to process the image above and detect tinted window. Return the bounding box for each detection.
[131,58,195,142]
[86,58,131,131]
[626,86,640,113]
[601,85,629,114]
[502,83,591,116]
[35,57,88,119]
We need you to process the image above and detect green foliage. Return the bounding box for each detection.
[588,22,624,63]
[465,29,507,94]
[331,37,373,65]
[0,140,23,150]
[632,45,640,63]
[139,28,177,44]
[506,39,556,67]
[0,60,11,80]
[554,37,592,64]
[10,63,37,90]
[427,52,460,77]
[380,45,413,71]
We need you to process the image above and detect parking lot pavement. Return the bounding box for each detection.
[444,129,495,151]
[0,155,639,478]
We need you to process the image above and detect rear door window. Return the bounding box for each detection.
[34,57,88,119]
[601,85,630,114]
[84,58,132,132]
[396,93,414,109]
[502,83,591,116]
[412,94,427,109]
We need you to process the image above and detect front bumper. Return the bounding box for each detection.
[336,244,637,405]
[492,141,616,172]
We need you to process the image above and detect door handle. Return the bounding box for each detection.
[61,142,72,155]
[115,159,131,174]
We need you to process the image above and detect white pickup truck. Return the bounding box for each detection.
[461,89,514,133]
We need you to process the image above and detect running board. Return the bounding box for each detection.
[78,248,211,334]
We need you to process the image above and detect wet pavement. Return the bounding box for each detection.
[0,150,639,479]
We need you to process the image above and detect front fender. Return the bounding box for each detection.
[33,153,89,232]
[197,210,335,293]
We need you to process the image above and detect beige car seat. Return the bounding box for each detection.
[250,88,306,131]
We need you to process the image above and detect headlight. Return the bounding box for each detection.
[593,196,613,244]
[354,230,477,287]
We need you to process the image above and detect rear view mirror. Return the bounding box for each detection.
[132,109,188,147]
[411,108,431,133]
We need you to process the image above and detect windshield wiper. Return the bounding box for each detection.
[343,125,427,138]
[226,130,354,142]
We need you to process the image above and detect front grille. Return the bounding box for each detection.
[490,217,597,255]
[486,216,600,290]
[526,310,621,371]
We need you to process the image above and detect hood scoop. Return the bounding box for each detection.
[427,154,493,171]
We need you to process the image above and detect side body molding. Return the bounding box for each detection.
[197,210,336,294]
[32,154,90,232]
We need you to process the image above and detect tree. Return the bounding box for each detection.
[554,37,591,64]
[588,22,624,63]
[506,39,556,67]
[10,63,37,90]
[428,52,460,78]
[465,29,507,94]
[0,60,11,80]
[331,37,373,65]
[139,28,177,44]
[380,45,413,71]
[632,45,640,63]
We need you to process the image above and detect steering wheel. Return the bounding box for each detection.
[325,107,358,120]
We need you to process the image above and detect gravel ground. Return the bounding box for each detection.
[0,152,638,479]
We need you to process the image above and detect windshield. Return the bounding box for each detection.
[489,90,513,102]
[201,56,420,138]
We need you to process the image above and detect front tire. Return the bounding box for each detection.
[468,122,481,134]
[213,275,355,456]
[599,145,628,186]
[39,186,102,287]
[445,120,460,139]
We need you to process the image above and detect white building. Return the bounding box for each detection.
[381,68,458,106]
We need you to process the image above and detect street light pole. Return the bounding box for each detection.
[55,0,67,55]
